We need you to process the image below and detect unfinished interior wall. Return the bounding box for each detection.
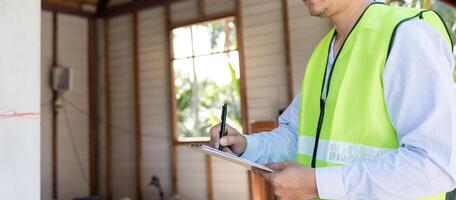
[241,0,290,122]
[40,11,91,200]
[176,145,208,200]
[57,13,90,200]
[287,0,332,95]
[40,0,331,199]
[107,14,138,199]
[97,5,175,200]
[138,6,173,199]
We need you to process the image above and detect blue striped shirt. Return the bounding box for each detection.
[241,20,456,199]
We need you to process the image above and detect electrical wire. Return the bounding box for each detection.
[62,101,90,186]
[61,97,171,139]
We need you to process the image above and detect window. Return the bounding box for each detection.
[385,0,456,79]
[171,17,242,141]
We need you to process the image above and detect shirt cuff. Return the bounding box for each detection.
[316,167,346,199]
[240,134,261,162]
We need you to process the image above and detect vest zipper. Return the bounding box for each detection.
[311,98,326,168]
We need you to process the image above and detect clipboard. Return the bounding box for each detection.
[188,144,274,173]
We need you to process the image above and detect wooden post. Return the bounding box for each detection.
[281,0,294,102]
[51,11,59,200]
[206,155,214,200]
[132,10,144,200]
[234,1,253,199]
[103,19,113,200]
[235,0,249,135]
[198,0,205,17]
[87,17,99,196]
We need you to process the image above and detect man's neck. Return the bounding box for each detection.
[330,0,373,40]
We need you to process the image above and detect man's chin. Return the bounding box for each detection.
[308,8,328,17]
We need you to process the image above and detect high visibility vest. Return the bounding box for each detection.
[297,3,453,200]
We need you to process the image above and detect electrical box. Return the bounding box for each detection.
[51,66,70,92]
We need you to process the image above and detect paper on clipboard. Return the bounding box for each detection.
[188,144,274,173]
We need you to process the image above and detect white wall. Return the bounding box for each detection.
[0,1,41,199]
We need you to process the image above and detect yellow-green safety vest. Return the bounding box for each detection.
[297,3,453,200]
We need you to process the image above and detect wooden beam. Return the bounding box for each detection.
[87,17,99,196]
[83,0,99,4]
[96,0,110,13]
[132,11,144,200]
[51,12,59,200]
[97,0,184,18]
[44,0,80,9]
[206,155,214,200]
[42,1,95,18]
[235,0,249,134]
[169,11,236,30]
[97,0,164,18]
[281,0,293,102]
[198,0,206,18]
[103,19,113,200]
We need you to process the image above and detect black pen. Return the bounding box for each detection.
[218,103,228,151]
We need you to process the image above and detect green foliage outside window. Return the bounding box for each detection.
[172,17,242,140]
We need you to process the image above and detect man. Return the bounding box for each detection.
[210,0,456,199]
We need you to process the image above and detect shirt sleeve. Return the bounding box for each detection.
[240,93,300,164]
[316,20,456,199]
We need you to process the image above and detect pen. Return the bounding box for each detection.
[218,103,228,151]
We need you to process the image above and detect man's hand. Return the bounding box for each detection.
[255,162,318,200]
[209,124,247,156]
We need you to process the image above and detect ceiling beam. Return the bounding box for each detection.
[42,1,95,18]
[96,0,110,13]
[96,0,183,18]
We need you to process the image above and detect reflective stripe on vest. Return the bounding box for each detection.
[297,136,396,165]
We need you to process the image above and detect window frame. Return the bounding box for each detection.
[167,14,247,144]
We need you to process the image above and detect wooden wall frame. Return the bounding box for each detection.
[87,16,99,196]
[205,155,214,200]
[51,11,59,200]
[132,10,144,200]
[234,0,249,135]
[281,0,293,102]
[103,19,114,200]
